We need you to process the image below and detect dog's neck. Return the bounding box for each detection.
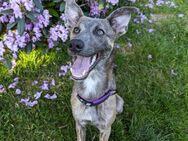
[74,52,116,99]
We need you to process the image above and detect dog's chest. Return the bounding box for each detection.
[82,70,104,98]
[73,71,106,125]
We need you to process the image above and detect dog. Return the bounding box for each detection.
[64,0,138,140]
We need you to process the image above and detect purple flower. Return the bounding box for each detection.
[0,15,9,23]
[10,0,23,18]
[106,0,119,5]
[44,93,57,100]
[48,24,68,48]
[32,80,38,86]
[145,3,154,9]
[20,97,30,104]
[59,64,70,76]
[3,30,27,52]
[27,100,38,107]
[156,0,164,6]
[40,81,49,90]
[20,98,38,107]
[36,10,51,28]
[8,81,18,89]
[133,18,140,24]
[34,91,42,100]
[49,27,59,41]
[25,23,33,31]
[23,0,34,11]
[0,41,5,60]
[14,77,19,82]
[33,26,42,41]
[15,88,22,95]
[0,85,6,93]
[89,1,100,16]
[51,79,55,86]
[140,13,148,23]
[127,42,133,48]
[12,52,18,60]
[147,28,154,33]
[42,10,51,27]
[60,13,66,22]
[48,39,55,49]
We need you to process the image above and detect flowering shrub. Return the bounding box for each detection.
[0,0,121,68]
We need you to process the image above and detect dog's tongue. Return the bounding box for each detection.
[71,56,91,78]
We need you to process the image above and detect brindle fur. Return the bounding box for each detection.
[64,0,138,140]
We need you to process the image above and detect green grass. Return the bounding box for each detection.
[0,1,188,140]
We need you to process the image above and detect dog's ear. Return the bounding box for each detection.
[64,0,84,29]
[106,7,139,36]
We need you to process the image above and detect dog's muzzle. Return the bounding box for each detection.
[69,39,84,53]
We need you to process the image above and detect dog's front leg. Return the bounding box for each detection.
[99,127,111,141]
[76,122,86,141]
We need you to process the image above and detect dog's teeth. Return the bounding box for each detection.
[91,55,96,65]
[83,70,86,75]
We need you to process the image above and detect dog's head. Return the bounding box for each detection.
[64,0,138,80]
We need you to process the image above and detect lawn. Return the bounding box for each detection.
[0,0,188,141]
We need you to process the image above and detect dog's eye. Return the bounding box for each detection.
[73,27,80,34]
[96,29,104,36]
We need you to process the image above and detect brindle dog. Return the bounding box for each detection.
[64,0,138,140]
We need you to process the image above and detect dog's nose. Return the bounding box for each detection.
[70,39,84,53]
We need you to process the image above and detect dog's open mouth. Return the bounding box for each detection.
[70,54,100,80]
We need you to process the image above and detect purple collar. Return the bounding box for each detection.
[77,89,117,106]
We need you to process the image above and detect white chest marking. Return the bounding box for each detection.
[83,71,100,96]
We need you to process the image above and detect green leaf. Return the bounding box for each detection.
[49,8,59,17]
[42,28,47,37]
[4,57,12,69]
[60,2,65,12]
[26,11,37,21]
[7,21,17,30]
[33,0,43,11]
[32,11,41,17]
[17,18,25,36]
[25,42,33,54]
[0,23,2,32]
[0,9,13,15]
[46,2,55,7]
